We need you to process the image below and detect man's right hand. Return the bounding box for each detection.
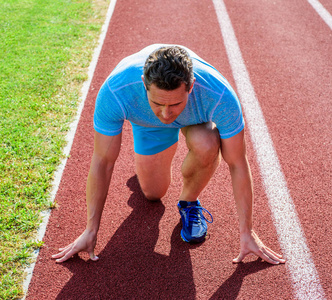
[51,229,99,263]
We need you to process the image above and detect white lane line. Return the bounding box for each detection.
[307,0,332,30]
[21,0,118,298]
[211,0,326,299]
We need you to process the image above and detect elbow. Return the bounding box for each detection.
[91,153,116,175]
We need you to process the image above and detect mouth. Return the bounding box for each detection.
[161,119,173,124]
[159,117,174,124]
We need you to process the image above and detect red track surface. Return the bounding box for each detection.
[27,0,331,299]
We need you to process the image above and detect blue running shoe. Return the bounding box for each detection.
[177,200,213,243]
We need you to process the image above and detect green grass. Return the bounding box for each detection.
[0,0,109,298]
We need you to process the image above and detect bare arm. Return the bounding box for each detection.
[86,131,122,233]
[52,131,122,262]
[221,129,285,264]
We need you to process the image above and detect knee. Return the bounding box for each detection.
[186,124,221,163]
[142,190,166,201]
[140,183,169,201]
[194,134,220,159]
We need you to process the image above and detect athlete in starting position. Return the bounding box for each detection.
[52,44,285,265]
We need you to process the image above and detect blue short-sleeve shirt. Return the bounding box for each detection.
[94,44,245,141]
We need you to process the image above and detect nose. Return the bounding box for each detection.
[162,106,171,119]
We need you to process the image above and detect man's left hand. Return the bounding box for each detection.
[233,230,286,265]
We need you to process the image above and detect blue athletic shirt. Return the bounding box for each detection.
[93,44,245,139]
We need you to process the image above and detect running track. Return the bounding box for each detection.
[25,0,331,299]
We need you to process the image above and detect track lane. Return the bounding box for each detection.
[26,0,330,299]
[307,0,332,30]
[223,0,331,297]
[318,0,332,12]
[213,0,326,298]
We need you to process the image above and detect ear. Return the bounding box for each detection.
[141,75,147,89]
[188,77,196,94]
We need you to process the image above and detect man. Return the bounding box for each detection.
[53,44,285,264]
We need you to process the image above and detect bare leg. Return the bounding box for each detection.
[135,142,177,201]
[179,122,221,202]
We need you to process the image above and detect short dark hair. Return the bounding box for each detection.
[143,46,194,92]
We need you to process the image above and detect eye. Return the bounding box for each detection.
[150,101,165,107]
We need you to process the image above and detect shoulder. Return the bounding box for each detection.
[185,51,232,95]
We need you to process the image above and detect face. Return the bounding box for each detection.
[143,76,195,124]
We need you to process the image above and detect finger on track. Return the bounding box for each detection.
[258,250,280,265]
[51,247,72,259]
[58,243,73,252]
[263,247,286,264]
[54,249,76,263]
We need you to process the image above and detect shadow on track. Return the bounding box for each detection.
[209,259,274,300]
[56,175,196,299]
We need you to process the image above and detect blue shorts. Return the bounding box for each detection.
[130,122,180,155]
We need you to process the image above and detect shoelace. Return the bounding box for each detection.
[184,206,213,227]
